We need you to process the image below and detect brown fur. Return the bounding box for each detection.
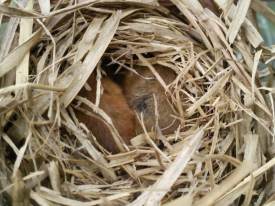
[76,75,136,153]
[75,66,179,152]
[123,66,179,135]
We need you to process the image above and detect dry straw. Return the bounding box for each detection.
[0,0,274,205]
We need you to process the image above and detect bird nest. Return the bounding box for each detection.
[0,0,274,205]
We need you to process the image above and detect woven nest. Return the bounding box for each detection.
[0,0,274,205]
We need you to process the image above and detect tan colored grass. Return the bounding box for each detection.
[0,0,274,205]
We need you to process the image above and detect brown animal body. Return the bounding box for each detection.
[76,75,135,153]
[76,66,178,153]
[123,66,179,135]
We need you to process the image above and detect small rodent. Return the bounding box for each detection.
[123,66,179,135]
[75,75,136,153]
[76,66,179,153]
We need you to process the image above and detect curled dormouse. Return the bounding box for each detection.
[75,66,179,153]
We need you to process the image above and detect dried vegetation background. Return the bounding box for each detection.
[0,0,275,205]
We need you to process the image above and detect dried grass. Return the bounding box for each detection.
[0,0,274,205]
